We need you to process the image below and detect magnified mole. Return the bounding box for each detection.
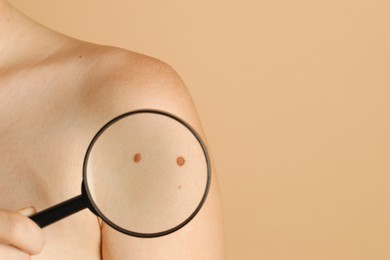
[133,153,142,163]
[176,156,185,166]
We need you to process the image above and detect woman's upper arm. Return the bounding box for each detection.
[86,52,225,259]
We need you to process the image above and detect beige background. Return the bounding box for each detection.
[8,0,390,259]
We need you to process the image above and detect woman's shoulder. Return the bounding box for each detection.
[65,42,224,260]
[70,43,224,260]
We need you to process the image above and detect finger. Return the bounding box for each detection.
[18,207,37,217]
[0,210,45,255]
[0,244,30,260]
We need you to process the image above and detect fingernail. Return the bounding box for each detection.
[18,206,37,217]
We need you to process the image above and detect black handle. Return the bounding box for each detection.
[30,194,87,228]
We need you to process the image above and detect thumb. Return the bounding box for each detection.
[18,206,37,217]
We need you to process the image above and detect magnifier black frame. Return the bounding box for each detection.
[30,109,211,238]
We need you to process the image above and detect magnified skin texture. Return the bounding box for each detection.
[0,1,224,259]
[86,112,209,235]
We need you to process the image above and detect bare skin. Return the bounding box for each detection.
[0,1,225,259]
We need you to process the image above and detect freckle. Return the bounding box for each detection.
[176,156,185,166]
[79,55,82,58]
[133,153,142,163]
[178,185,182,189]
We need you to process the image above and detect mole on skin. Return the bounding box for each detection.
[177,156,185,166]
[133,153,142,163]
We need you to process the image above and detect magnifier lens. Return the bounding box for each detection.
[84,112,209,235]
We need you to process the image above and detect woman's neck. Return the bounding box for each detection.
[0,1,70,71]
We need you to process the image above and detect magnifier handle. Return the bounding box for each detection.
[30,195,87,228]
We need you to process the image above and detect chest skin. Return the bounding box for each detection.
[0,61,102,259]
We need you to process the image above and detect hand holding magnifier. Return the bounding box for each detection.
[29,109,211,238]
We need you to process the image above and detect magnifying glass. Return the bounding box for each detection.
[29,109,211,238]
